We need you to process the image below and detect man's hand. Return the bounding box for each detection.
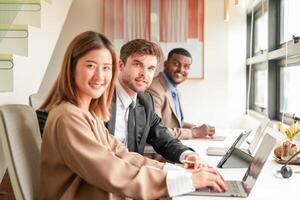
[191,167,227,192]
[192,124,215,138]
[182,152,201,169]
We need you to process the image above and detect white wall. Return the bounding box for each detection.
[179,0,247,128]
[0,0,72,105]
[38,0,103,95]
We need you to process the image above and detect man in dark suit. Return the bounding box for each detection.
[107,39,201,166]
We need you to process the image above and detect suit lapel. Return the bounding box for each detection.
[158,73,182,124]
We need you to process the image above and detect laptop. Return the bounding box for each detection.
[247,118,270,154]
[207,130,251,156]
[187,133,276,198]
[207,118,270,156]
[217,130,252,168]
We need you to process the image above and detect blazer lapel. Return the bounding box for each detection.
[159,73,182,124]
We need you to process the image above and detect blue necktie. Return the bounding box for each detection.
[171,90,182,127]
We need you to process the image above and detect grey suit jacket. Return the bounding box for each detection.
[105,92,193,163]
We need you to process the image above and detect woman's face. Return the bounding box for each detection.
[74,48,113,106]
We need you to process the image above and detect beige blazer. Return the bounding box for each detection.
[147,72,193,139]
[39,102,168,200]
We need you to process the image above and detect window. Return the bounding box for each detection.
[254,9,268,54]
[254,69,267,109]
[280,0,300,43]
[280,64,300,117]
[246,0,300,123]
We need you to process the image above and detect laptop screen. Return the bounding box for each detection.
[242,133,276,194]
[248,118,270,154]
[235,130,251,148]
[217,130,251,168]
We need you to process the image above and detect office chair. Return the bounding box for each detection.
[0,137,6,196]
[0,135,6,183]
[29,93,47,136]
[0,104,41,200]
[29,93,45,110]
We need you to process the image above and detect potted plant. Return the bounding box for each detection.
[276,122,300,160]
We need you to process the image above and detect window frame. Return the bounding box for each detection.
[246,0,300,124]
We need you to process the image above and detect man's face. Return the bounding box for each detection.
[164,53,192,85]
[119,53,157,97]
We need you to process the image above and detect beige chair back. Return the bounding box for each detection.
[0,136,6,185]
[29,93,45,110]
[0,104,41,200]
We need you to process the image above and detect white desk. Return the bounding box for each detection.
[174,129,300,200]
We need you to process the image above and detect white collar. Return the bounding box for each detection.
[116,81,137,109]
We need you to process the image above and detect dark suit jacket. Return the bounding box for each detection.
[106,92,193,163]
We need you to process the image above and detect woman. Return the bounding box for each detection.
[39,31,226,200]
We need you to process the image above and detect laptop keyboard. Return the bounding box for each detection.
[190,180,247,198]
[225,181,246,197]
[226,181,241,193]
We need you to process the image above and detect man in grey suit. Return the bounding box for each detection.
[106,39,201,166]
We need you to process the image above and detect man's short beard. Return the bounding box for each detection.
[124,79,146,93]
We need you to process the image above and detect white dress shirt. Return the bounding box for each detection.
[114,81,137,147]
